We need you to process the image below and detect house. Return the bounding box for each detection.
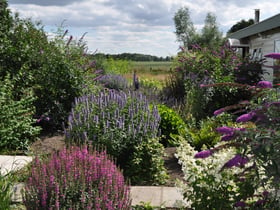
[227,10,280,84]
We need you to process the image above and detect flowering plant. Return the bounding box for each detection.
[192,81,280,208]
[23,146,131,209]
[176,137,267,209]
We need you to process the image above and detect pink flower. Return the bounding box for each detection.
[213,108,225,116]
[223,154,248,168]
[236,112,255,123]
[256,81,273,88]
[194,150,212,158]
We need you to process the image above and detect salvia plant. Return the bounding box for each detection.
[191,81,280,208]
[65,89,167,185]
[23,146,131,209]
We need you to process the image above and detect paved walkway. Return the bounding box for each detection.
[1,155,185,208]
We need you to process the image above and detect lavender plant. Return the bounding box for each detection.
[23,146,131,209]
[65,89,168,185]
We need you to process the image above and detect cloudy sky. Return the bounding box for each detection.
[7,0,280,57]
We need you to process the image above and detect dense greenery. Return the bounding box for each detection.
[65,90,168,185]
[173,7,224,49]
[0,2,98,131]
[227,18,254,34]
[0,76,40,152]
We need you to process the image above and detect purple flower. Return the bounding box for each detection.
[236,112,255,123]
[213,108,225,116]
[221,134,235,141]
[234,201,246,207]
[223,154,248,168]
[194,150,212,159]
[216,126,234,135]
[256,81,273,88]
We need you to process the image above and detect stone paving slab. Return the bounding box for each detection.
[0,155,33,175]
[131,186,185,208]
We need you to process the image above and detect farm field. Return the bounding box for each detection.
[124,61,173,82]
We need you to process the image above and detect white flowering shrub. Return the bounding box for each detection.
[175,138,268,209]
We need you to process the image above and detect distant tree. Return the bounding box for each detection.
[173,6,196,49]
[227,19,254,34]
[198,12,224,49]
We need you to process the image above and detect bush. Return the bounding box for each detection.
[0,76,40,152]
[176,139,264,209]
[157,104,186,147]
[23,146,131,209]
[0,4,98,130]
[0,172,13,209]
[191,81,280,208]
[186,114,233,151]
[65,89,168,185]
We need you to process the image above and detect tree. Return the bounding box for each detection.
[199,12,224,49]
[227,19,254,34]
[173,6,196,49]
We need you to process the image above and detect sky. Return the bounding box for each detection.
[7,0,280,57]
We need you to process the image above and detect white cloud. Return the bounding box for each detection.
[7,0,280,57]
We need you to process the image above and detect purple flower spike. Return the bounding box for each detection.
[213,108,225,116]
[216,126,234,135]
[234,201,246,207]
[224,154,248,168]
[257,81,273,88]
[236,112,255,123]
[221,134,235,141]
[194,150,212,159]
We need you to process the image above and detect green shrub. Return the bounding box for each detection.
[186,114,233,151]
[0,4,98,130]
[23,146,131,209]
[0,172,13,209]
[0,76,40,152]
[65,90,168,185]
[157,104,186,147]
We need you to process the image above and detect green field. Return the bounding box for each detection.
[132,61,173,73]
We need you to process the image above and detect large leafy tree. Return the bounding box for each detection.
[199,12,224,49]
[227,19,254,34]
[173,6,196,49]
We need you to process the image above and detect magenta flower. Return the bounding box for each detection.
[223,154,248,168]
[236,112,255,123]
[256,81,273,88]
[194,150,212,158]
[221,134,235,141]
[213,108,225,116]
[216,126,234,135]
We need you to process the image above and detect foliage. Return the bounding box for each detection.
[227,18,254,34]
[234,57,265,85]
[98,74,129,91]
[173,7,223,49]
[0,4,98,131]
[23,146,131,209]
[166,45,256,122]
[127,137,169,185]
[65,90,168,185]
[100,57,132,75]
[157,104,186,147]
[196,12,224,49]
[176,139,265,209]
[193,82,280,208]
[0,172,13,210]
[173,6,196,49]
[0,75,40,152]
[186,114,233,151]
